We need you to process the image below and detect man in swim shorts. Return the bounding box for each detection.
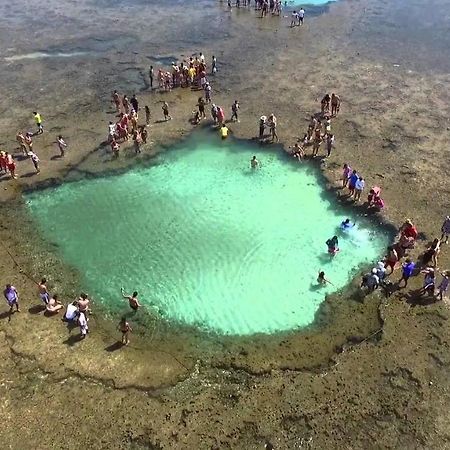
[121,288,141,311]
[4,284,20,313]
[250,155,259,169]
[38,278,50,305]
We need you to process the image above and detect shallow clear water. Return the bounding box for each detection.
[26,133,387,335]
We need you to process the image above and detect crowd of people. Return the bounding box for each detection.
[3,277,142,345]
[0,113,68,180]
[226,0,302,19]
[357,217,450,301]
[2,38,450,349]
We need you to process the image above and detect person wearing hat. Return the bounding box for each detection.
[441,216,450,244]
[419,267,435,295]
[361,268,379,292]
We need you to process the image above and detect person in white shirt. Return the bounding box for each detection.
[63,301,79,322]
[354,177,365,201]
[298,8,305,25]
[291,11,298,28]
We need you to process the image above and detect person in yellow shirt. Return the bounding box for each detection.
[33,111,43,134]
[220,124,229,140]
[188,67,196,86]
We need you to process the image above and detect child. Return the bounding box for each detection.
[118,317,132,346]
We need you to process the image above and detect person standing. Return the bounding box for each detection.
[145,106,151,126]
[204,82,212,103]
[6,152,17,179]
[399,258,416,288]
[437,271,449,301]
[441,216,450,244]
[290,10,298,28]
[78,311,89,339]
[348,170,359,197]
[211,56,217,75]
[197,97,206,119]
[38,278,50,305]
[130,94,139,116]
[259,115,266,140]
[4,284,20,314]
[28,150,40,174]
[149,66,154,89]
[118,317,133,346]
[16,131,27,155]
[33,111,43,134]
[326,236,339,257]
[0,151,7,174]
[250,155,259,169]
[162,102,172,121]
[211,104,218,124]
[331,93,341,116]
[57,135,67,157]
[268,114,278,142]
[112,90,121,113]
[298,7,305,25]
[325,133,335,157]
[354,177,365,201]
[24,133,33,151]
[231,100,240,122]
[77,292,90,315]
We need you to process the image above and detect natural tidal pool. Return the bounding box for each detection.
[26,133,387,335]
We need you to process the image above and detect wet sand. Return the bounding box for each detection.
[1,0,450,448]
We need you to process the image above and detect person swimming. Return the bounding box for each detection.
[340,218,354,231]
[326,236,339,257]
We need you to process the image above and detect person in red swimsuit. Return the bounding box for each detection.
[401,219,418,240]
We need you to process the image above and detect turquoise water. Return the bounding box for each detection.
[26,133,387,335]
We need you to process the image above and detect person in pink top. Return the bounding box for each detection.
[342,163,351,188]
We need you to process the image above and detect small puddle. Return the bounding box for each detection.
[25,133,387,335]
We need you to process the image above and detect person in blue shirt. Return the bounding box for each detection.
[348,170,359,197]
[399,258,416,287]
[340,218,354,231]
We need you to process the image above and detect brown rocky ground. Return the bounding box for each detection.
[1,0,450,448]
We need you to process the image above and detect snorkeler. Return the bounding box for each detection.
[326,236,339,257]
